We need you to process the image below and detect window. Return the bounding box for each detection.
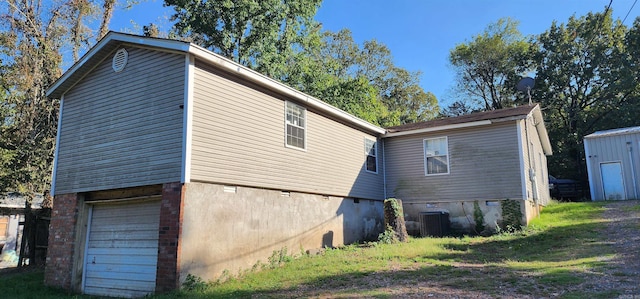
[424,137,449,175]
[285,102,306,149]
[364,138,377,173]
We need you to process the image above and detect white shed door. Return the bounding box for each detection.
[83,200,161,298]
[601,162,626,200]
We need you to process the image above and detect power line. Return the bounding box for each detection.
[622,0,638,25]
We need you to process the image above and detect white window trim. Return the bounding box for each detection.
[284,101,307,151]
[423,136,450,176]
[364,137,378,174]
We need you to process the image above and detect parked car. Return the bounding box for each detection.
[549,175,583,200]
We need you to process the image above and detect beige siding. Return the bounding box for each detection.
[384,122,523,202]
[189,60,383,200]
[518,119,551,205]
[55,47,185,194]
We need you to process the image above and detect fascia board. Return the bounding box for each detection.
[382,120,492,138]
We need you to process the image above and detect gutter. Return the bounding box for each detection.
[383,120,492,138]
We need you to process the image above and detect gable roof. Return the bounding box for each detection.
[584,126,640,139]
[47,32,385,135]
[384,104,553,155]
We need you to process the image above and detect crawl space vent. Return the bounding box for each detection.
[112,48,128,72]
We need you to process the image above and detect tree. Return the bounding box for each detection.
[532,10,635,180]
[440,100,478,117]
[0,0,120,197]
[166,2,438,126]
[449,18,533,110]
[166,0,321,78]
[286,29,438,126]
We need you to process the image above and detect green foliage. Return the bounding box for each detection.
[449,17,533,111]
[448,10,640,181]
[382,198,408,242]
[384,197,403,217]
[0,201,626,298]
[182,274,207,291]
[165,0,321,78]
[287,29,439,126]
[165,2,438,126]
[500,199,523,232]
[0,0,122,195]
[267,247,293,269]
[377,224,398,244]
[473,200,485,233]
[532,10,636,180]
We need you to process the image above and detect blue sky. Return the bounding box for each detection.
[109,0,639,107]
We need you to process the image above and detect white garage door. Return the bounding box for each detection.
[83,199,161,298]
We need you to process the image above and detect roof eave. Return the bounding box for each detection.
[529,105,553,155]
[47,32,191,99]
[187,44,386,135]
[383,120,493,138]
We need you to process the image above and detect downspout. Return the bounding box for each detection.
[51,96,64,196]
[584,140,596,200]
[382,138,387,200]
[627,142,639,199]
[524,116,540,217]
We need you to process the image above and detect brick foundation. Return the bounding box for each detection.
[44,193,80,289]
[156,182,184,292]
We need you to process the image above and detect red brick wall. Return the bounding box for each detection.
[45,193,80,289]
[156,182,184,292]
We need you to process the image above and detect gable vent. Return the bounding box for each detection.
[112,48,128,72]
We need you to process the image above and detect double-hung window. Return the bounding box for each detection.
[364,138,377,173]
[424,137,449,175]
[285,101,306,149]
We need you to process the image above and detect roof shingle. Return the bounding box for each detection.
[386,104,538,133]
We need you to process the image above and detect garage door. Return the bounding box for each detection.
[83,199,161,298]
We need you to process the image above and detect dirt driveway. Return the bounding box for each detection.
[595,200,640,297]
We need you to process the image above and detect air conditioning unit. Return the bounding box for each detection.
[419,211,450,237]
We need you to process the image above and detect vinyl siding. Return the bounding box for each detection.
[189,60,383,200]
[384,122,522,202]
[54,47,185,194]
[585,133,640,200]
[518,118,551,205]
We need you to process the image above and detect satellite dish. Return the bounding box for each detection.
[517,77,535,104]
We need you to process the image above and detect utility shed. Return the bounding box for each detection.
[584,126,640,201]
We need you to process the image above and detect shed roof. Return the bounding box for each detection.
[384,104,553,155]
[584,126,640,139]
[386,105,537,133]
[47,32,385,135]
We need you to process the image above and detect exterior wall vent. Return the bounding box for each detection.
[419,211,450,237]
[223,186,237,193]
[112,48,128,72]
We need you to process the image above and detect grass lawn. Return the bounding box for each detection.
[0,201,625,298]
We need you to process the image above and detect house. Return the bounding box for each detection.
[584,126,640,200]
[383,105,552,234]
[45,32,385,298]
[45,32,553,297]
